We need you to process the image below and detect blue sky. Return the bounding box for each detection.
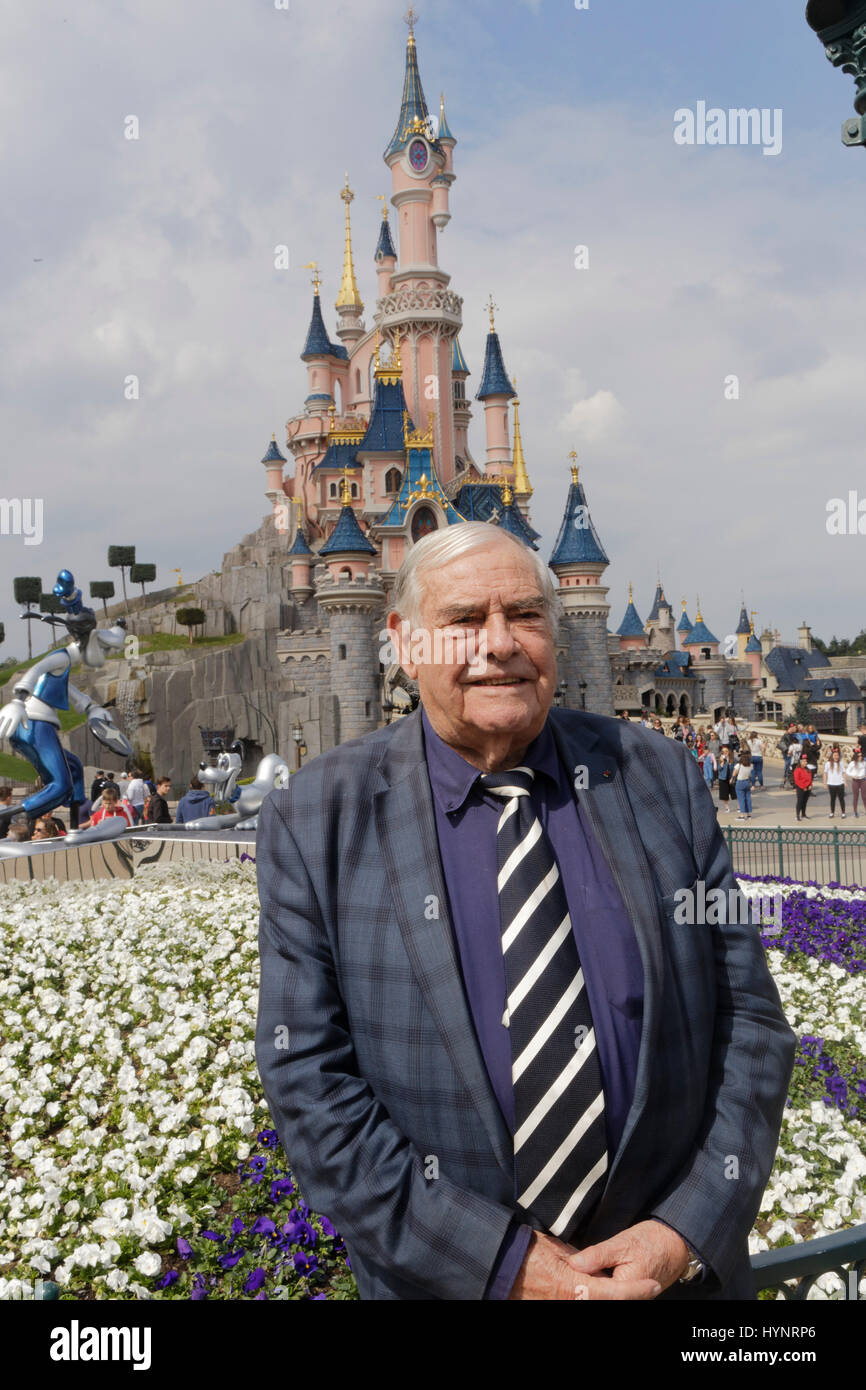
[0,0,864,663]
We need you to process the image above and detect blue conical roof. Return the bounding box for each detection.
[452,337,470,375]
[495,499,539,550]
[261,436,286,464]
[476,331,516,400]
[438,95,456,143]
[375,216,397,262]
[549,477,609,567]
[450,482,541,539]
[736,604,751,635]
[617,599,644,638]
[684,617,719,646]
[647,583,668,622]
[288,526,313,556]
[319,504,377,556]
[677,606,692,633]
[384,32,441,160]
[302,292,348,362]
[745,633,762,654]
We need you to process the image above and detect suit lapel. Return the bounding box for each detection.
[548,712,664,1183]
[373,710,514,1180]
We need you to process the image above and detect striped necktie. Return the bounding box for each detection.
[479,766,608,1241]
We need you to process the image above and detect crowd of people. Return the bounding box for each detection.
[0,767,217,843]
[625,712,866,822]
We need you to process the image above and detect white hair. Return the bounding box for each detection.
[390,521,560,635]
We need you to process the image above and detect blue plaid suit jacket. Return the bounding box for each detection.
[255,707,796,1300]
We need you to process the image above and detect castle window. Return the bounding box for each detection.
[338,644,347,660]
[365,701,371,717]
[452,380,465,403]
[351,482,359,499]
[329,482,337,499]
[385,467,402,494]
[411,505,438,543]
[356,369,362,394]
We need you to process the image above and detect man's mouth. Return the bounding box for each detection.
[465,676,529,686]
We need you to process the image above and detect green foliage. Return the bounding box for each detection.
[107,546,136,569]
[13,577,41,606]
[130,563,156,597]
[176,607,207,644]
[792,691,813,725]
[812,630,866,657]
[39,593,63,615]
[0,751,38,783]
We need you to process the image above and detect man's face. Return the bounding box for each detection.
[158,781,171,795]
[389,541,558,765]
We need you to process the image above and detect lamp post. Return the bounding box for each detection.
[698,677,707,714]
[728,676,736,717]
[578,678,587,711]
[554,679,569,709]
[291,715,306,770]
[806,1,866,145]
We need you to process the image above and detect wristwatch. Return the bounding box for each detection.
[679,1244,704,1283]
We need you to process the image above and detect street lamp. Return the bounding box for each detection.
[728,676,736,717]
[806,0,866,145]
[578,678,587,711]
[698,677,706,713]
[291,715,306,770]
[554,679,569,708]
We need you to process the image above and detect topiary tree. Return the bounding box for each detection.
[176,606,206,644]
[107,545,136,610]
[39,592,63,616]
[13,576,42,659]
[130,562,156,599]
[89,579,115,618]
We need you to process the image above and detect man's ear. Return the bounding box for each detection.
[386,612,418,680]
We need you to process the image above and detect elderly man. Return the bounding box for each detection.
[256,524,795,1301]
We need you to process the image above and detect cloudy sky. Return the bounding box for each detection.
[1,0,864,662]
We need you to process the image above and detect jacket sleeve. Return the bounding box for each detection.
[255,790,516,1300]
[647,747,797,1289]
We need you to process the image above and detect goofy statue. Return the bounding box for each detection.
[0,570,134,828]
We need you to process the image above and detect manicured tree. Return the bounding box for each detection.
[13,577,42,660]
[39,592,63,616]
[0,622,4,651]
[176,606,206,644]
[89,579,115,618]
[130,562,156,600]
[107,545,136,610]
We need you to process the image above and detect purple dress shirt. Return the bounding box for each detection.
[421,709,645,1298]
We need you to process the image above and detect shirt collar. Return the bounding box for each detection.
[421,705,563,814]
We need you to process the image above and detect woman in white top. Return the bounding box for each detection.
[823,748,846,819]
[845,751,866,818]
[747,733,765,789]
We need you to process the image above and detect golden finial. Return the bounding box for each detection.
[501,479,513,506]
[392,326,403,370]
[485,294,498,332]
[404,6,417,41]
[336,174,363,311]
[340,464,353,506]
[173,567,183,587]
[682,597,688,611]
[510,380,532,497]
[303,261,321,295]
[374,327,381,369]
[629,582,634,603]
[750,608,757,634]
[328,403,337,433]
[695,596,703,622]
[377,194,389,221]
[569,449,579,484]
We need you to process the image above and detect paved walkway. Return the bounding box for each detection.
[709,758,866,831]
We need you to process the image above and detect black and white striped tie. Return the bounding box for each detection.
[479,766,608,1241]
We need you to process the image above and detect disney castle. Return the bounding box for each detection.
[255,13,766,744]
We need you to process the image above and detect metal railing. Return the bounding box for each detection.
[723,825,866,888]
[752,1223,866,1299]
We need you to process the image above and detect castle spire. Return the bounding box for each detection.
[384,9,437,159]
[549,459,609,567]
[510,378,533,497]
[336,174,363,310]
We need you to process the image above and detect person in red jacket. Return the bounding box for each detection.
[793,754,813,821]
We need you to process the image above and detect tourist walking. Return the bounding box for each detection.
[734,751,752,820]
[144,776,173,824]
[125,768,149,825]
[823,749,847,819]
[845,750,866,817]
[793,754,813,821]
[702,745,717,793]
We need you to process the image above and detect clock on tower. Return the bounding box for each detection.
[408,137,429,173]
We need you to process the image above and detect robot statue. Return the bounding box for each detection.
[0,570,134,830]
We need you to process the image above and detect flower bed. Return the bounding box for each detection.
[0,862,863,1299]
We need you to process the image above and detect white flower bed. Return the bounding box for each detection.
[0,863,862,1299]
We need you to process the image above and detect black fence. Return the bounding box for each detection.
[723,825,866,888]
[752,1222,866,1300]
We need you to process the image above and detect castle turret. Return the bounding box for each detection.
[683,603,720,657]
[491,480,538,550]
[374,198,397,299]
[476,299,515,476]
[288,503,314,600]
[301,266,348,410]
[335,175,365,345]
[676,599,692,651]
[745,621,763,681]
[316,471,383,743]
[616,583,645,652]
[510,380,533,516]
[261,434,286,510]
[735,600,751,660]
[548,460,613,716]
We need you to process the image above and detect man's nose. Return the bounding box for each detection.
[483,612,518,661]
